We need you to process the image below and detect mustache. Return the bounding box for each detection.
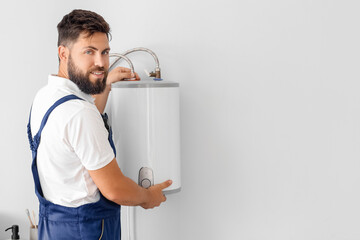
[88,67,107,73]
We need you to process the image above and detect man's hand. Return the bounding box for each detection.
[107,67,140,85]
[141,180,173,209]
[89,159,173,208]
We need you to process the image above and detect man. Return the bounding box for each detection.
[27,9,172,239]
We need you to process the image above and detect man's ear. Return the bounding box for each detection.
[58,45,69,62]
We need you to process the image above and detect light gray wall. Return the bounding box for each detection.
[1,0,360,239]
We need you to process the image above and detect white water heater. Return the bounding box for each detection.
[107,80,181,194]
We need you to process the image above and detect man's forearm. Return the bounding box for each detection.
[105,175,150,206]
[89,159,150,206]
[93,84,111,114]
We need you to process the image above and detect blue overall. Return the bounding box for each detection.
[27,94,121,240]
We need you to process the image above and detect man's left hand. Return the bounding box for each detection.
[107,67,140,85]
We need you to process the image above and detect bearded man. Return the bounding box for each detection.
[27,9,171,239]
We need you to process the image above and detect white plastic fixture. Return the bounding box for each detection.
[106,80,181,194]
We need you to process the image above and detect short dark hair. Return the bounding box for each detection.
[57,9,111,47]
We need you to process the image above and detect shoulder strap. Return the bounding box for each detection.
[27,94,83,151]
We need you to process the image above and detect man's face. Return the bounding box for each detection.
[66,32,110,94]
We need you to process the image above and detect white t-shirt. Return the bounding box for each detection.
[30,75,115,207]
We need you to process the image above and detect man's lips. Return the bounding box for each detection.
[91,71,105,77]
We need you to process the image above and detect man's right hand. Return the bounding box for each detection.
[141,180,173,209]
[89,159,173,208]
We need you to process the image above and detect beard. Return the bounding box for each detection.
[67,55,108,95]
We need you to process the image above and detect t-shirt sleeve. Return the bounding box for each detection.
[65,105,115,170]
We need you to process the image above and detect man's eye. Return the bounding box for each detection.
[103,51,109,55]
[85,50,93,54]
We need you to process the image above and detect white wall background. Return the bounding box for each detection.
[1,0,360,239]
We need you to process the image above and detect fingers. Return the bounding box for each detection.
[110,66,131,73]
[113,67,140,80]
[134,72,140,80]
[140,180,172,209]
[114,68,133,79]
[158,180,173,190]
[107,67,140,84]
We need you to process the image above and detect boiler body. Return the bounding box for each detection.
[106,80,181,193]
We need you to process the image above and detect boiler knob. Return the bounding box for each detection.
[141,178,152,188]
[138,167,154,188]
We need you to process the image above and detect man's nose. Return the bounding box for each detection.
[94,53,105,67]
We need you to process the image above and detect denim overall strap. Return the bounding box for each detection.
[27,94,83,199]
[101,113,116,157]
